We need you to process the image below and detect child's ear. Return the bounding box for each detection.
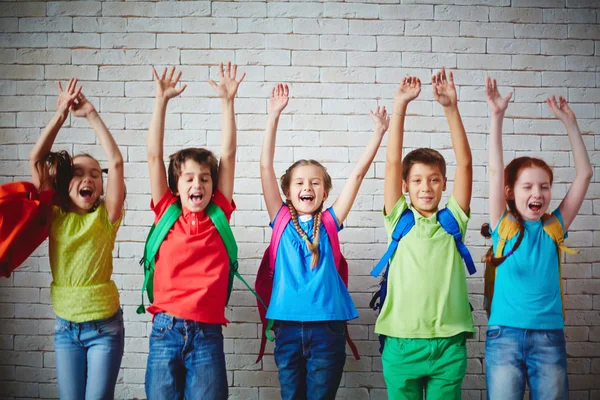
[505,186,513,200]
[402,180,408,193]
[443,177,447,191]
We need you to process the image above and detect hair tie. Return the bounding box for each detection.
[302,235,308,241]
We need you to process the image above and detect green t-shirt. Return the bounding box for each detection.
[49,202,121,323]
[374,194,475,338]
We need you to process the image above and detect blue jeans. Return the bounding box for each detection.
[54,308,124,400]
[273,321,347,400]
[485,325,569,400]
[145,313,228,400]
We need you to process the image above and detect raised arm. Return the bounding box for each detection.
[486,76,512,229]
[70,93,124,223]
[432,68,472,214]
[260,83,289,221]
[333,106,388,225]
[548,96,593,231]
[208,62,245,203]
[148,67,187,205]
[384,76,421,214]
[29,78,81,190]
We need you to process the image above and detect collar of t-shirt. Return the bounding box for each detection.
[410,205,439,223]
[299,214,313,223]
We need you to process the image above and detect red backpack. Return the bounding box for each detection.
[0,182,54,278]
[254,205,360,363]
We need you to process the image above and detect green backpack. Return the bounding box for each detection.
[137,201,260,314]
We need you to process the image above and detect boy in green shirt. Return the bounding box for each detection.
[377,69,474,400]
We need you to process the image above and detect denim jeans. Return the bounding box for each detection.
[145,313,228,400]
[485,325,569,400]
[54,308,124,400]
[273,320,347,400]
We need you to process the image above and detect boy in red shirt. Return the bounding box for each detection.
[144,63,245,400]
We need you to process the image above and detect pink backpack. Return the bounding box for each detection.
[254,206,360,363]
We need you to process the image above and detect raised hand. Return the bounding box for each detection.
[546,95,577,126]
[56,78,82,116]
[370,106,390,136]
[70,93,97,119]
[268,83,289,116]
[153,66,187,101]
[432,68,457,108]
[486,76,512,115]
[208,61,246,101]
[394,76,421,104]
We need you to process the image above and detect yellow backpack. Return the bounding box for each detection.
[483,212,578,318]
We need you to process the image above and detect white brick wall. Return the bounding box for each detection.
[0,1,598,399]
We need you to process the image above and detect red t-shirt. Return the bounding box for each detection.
[148,189,235,323]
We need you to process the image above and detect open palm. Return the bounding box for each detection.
[208,62,245,101]
[153,66,186,100]
[432,68,457,107]
[486,76,512,115]
[370,105,390,135]
[268,83,289,115]
[395,76,421,103]
[56,78,82,115]
[546,95,576,125]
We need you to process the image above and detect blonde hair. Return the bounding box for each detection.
[280,160,332,269]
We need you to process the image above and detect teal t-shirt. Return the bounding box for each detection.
[488,209,566,330]
[375,195,475,338]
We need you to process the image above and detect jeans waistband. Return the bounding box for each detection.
[153,312,222,329]
[275,320,345,327]
[56,307,122,330]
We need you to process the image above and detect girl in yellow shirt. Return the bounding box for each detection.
[29,78,126,400]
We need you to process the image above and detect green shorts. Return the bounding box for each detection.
[382,333,467,400]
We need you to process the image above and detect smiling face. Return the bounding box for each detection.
[507,166,552,222]
[175,159,213,212]
[403,162,447,218]
[68,155,103,214]
[285,164,329,216]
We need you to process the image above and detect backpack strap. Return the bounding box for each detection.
[321,209,360,360]
[205,202,264,307]
[137,202,182,314]
[370,208,415,278]
[437,208,477,275]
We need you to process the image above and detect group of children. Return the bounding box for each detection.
[26,62,591,400]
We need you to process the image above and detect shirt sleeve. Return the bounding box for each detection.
[150,190,177,224]
[551,208,568,239]
[212,188,236,221]
[445,195,471,238]
[383,194,408,240]
[326,207,343,232]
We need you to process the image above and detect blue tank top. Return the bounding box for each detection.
[266,207,359,322]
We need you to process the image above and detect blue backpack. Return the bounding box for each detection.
[369,207,477,353]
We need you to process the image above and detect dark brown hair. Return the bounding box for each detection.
[168,148,219,194]
[280,160,333,268]
[402,148,447,182]
[481,156,554,266]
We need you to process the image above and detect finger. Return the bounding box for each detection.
[219,62,224,78]
[237,72,246,84]
[175,84,187,95]
[173,71,183,86]
[57,81,64,92]
[448,71,454,85]
[382,105,386,115]
[152,67,160,81]
[270,86,276,98]
[167,66,175,82]
[284,84,289,97]
[161,67,167,80]
[441,68,447,83]
[376,105,380,114]
[68,78,77,93]
[227,61,232,78]
[416,78,421,86]
[66,78,74,93]
[401,77,406,85]
[505,92,513,102]
[229,62,234,79]
[73,85,83,99]
[493,79,497,91]
[207,80,218,88]
[432,74,437,85]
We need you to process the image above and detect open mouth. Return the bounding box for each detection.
[528,202,542,212]
[79,187,93,199]
[420,196,433,203]
[299,194,314,203]
[190,193,204,205]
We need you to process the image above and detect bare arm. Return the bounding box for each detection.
[333,107,388,225]
[71,93,124,223]
[384,76,421,214]
[260,83,289,221]
[486,76,513,229]
[548,96,593,231]
[432,69,472,214]
[208,62,246,203]
[148,67,187,205]
[29,79,81,190]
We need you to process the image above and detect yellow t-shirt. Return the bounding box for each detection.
[49,202,121,322]
[375,194,475,338]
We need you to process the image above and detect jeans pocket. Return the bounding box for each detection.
[326,321,345,336]
[54,319,68,334]
[486,325,502,339]
[97,310,124,337]
[150,322,169,340]
[200,324,223,342]
[543,329,565,346]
